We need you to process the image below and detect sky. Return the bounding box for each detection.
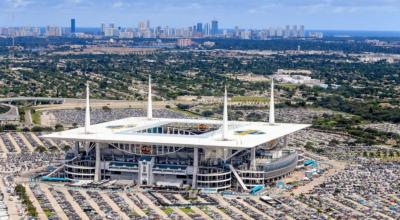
[0,0,399,31]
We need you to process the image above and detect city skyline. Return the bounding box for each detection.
[0,0,399,31]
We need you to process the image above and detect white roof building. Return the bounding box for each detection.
[42,76,311,190]
[44,76,310,149]
[43,117,310,149]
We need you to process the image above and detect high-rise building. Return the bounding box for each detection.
[138,21,146,31]
[204,23,210,36]
[146,20,150,29]
[299,25,305,38]
[104,27,116,37]
[70,18,76,34]
[101,23,106,35]
[234,26,240,38]
[211,20,218,36]
[292,25,298,37]
[45,26,62,37]
[196,22,203,33]
[284,25,290,38]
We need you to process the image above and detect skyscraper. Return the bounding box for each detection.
[284,25,290,38]
[101,23,106,35]
[204,23,210,36]
[299,25,305,38]
[196,22,203,33]
[211,20,218,36]
[70,18,76,34]
[292,25,298,37]
[146,20,150,29]
[138,21,146,31]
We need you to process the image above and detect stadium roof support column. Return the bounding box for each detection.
[192,147,199,189]
[222,87,228,140]
[147,75,153,120]
[269,78,275,125]
[94,143,101,182]
[85,83,91,134]
[251,147,256,170]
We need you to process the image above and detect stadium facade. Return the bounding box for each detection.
[44,78,310,192]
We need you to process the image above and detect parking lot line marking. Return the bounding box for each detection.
[17,133,34,152]
[136,192,169,219]
[58,188,90,220]
[99,192,130,220]
[119,192,147,217]
[0,135,9,154]
[40,184,69,220]
[174,194,213,220]
[197,197,233,220]
[154,193,192,220]
[237,198,275,220]
[30,133,46,148]
[79,190,107,218]
[210,194,253,220]
[6,133,21,153]
[24,183,49,220]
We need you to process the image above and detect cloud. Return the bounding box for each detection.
[112,1,124,8]
[6,0,31,8]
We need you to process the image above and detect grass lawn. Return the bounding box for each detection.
[231,96,269,103]
[43,208,54,217]
[278,83,298,89]
[32,110,41,124]
[162,207,174,215]
[180,207,195,214]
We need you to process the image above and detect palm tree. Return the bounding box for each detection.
[35,146,47,153]
[49,146,59,152]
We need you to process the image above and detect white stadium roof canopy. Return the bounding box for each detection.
[43,117,310,149]
[43,77,310,149]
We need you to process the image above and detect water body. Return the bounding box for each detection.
[308,30,400,38]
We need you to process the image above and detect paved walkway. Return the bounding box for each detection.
[99,192,130,220]
[136,192,169,219]
[24,184,48,220]
[25,109,33,125]
[79,190,107,218]
[58,188,90,220]
[6,133,21,153]
[288,158,346,196]
[40,184,69,220]
[18,133,34,152]
[119,192,147,217]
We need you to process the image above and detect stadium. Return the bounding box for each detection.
[43,78,310,192]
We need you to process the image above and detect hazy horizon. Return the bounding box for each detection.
[0,0,399,31]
